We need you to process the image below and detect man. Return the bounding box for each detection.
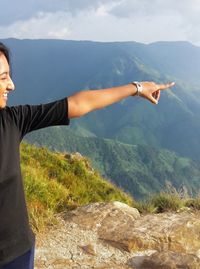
[0,42,174,268]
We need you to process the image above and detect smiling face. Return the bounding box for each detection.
[0,53,15,109]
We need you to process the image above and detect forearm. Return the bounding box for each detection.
[68,84,136,118]
[67,81,175,118]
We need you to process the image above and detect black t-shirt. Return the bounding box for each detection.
[0,98,70,265]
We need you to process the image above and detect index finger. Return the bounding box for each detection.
[157,82,175,90]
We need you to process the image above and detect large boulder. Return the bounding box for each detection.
[109,212,200,253]
[129,251,200,269]
[35,202,200,269]
[65,202,200,254]
[64,201,140,231]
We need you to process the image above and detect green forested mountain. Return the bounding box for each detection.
[2,38,200,198]
[25,128,200,199]
[3,38,200,160]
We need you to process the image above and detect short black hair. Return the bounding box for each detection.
[0,42,10,64]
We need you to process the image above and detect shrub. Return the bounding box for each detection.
[150,192,184,213]
[185,198,200,210]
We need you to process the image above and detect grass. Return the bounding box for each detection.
[21,142,200,233]
[21,142,134,232]
[133,181,198,214]
[185,197,200,210]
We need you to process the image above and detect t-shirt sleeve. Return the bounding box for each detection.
[11,98,70,139]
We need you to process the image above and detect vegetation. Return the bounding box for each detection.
[8,38,200,162]
[20,142,133,232]
[8,38,200,202]
[25,128,200,200]
[21,142,200,234]
[133,181,200,214]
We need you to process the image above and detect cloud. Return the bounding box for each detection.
[108,0,200,19]
[0,12,72,40]
[0,0,115,26]
[106,0,200,45]
[1,0,200,28]
[0,0,200,45]
[0,7,185,44]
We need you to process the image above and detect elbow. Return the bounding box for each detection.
[68,96,90,118]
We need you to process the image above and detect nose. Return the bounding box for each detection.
[7,77,15,91]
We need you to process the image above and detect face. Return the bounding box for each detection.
[0,53,15,109]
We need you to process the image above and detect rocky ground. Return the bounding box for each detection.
[35,202,200,269]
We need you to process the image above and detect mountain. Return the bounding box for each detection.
[2,38,200,197]
[24,128,200,199]
[2,38,200,160]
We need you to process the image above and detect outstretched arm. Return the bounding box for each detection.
[68,81,175,118]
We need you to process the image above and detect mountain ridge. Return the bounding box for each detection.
[25,128,200,199]
[2,38,200,197]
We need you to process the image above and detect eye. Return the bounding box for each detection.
[0,74,9,80]
[0,72,10,80]
[0,77,7,81]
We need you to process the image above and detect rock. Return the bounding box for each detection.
[64,201,140,231]
[64,202,200,254]
[35,202,200,269]
[36,208,135,269]
[95,263,133,269]
[99,211,200,253]
[34,257,73,269]
[134,251,200,269]
[79,244,96,256]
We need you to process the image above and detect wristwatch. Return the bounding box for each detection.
[132,82,143,96]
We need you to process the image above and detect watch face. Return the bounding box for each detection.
[138,83,143,90]
[136,82,143,95]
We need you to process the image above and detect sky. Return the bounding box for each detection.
[0,0,200,45]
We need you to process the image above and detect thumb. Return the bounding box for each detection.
[148,95,158,105]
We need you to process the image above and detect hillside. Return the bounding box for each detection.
[20,143,200,268]
[2,38,200,199]
[20,142,133,231]
[25,128,200,199]
[3,38,200,161]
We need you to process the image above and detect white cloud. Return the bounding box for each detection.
[96,5,109,17]
[0,0,114,25]
[96,1,123,17]
[108,0,200,19]
[0,12,72,40]
[0,0,200,45]
[47,28,71,40]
